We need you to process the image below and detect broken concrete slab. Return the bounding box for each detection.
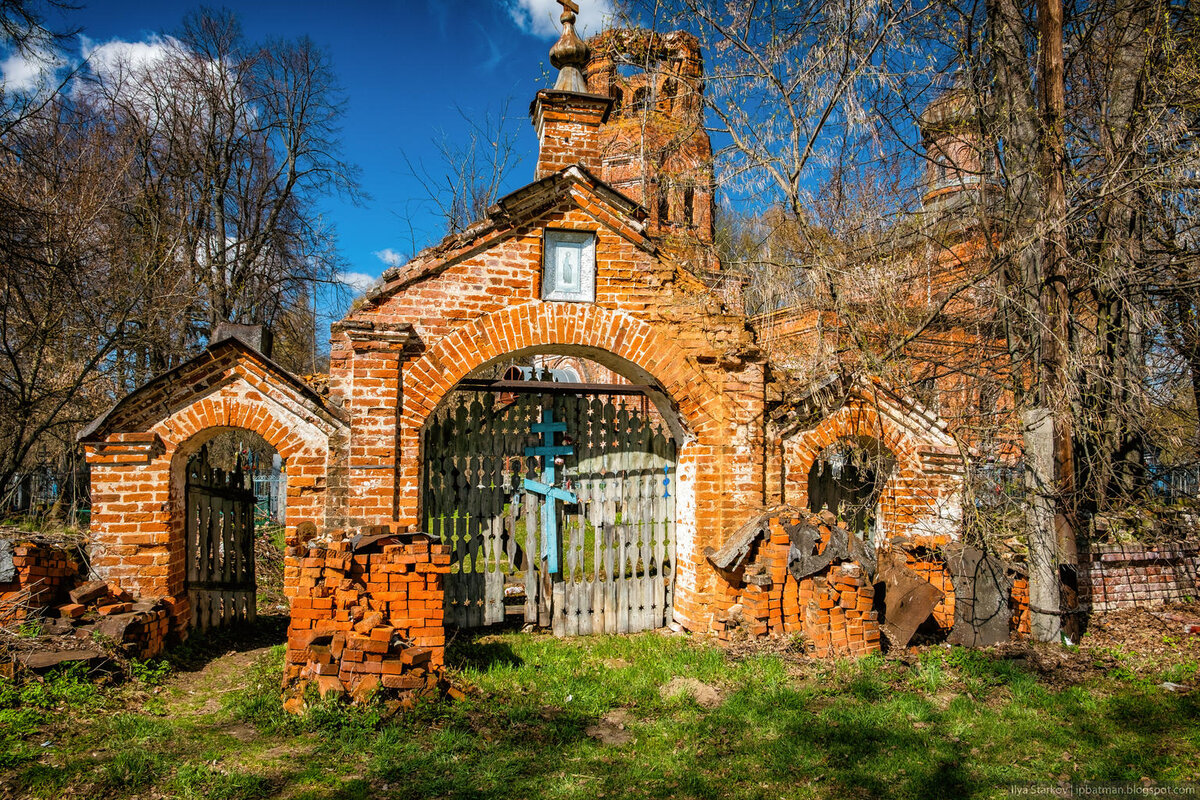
[947,545,1014,647]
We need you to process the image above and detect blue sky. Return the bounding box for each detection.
[5,0,616,311]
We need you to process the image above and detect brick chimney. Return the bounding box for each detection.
[531,0,613,179]
[212,322,274,358]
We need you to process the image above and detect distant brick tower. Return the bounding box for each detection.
[585,29,715,249]
[917,82,990,214]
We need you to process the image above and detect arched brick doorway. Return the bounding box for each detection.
[396,302,739,631]
[422,349,682,634]
[80,339,347,633]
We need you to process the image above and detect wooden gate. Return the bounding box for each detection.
[423,390,676,636]
[185,446,257,630]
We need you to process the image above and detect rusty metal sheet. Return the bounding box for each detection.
[876,553,944,648]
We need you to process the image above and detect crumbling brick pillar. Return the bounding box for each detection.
[283,531,451,710]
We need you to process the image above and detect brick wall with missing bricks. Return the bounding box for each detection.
[282,530,451,710]
[2,540,178,662]
[77,38,975,644]
[708,513,882,657]
[0,540,80,623]
[774,380,967,550]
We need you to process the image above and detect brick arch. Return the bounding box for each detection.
[154,393,322,466]
[782,401,945,540]
[158,385,334,592]
[392,303,745,630]
[83,350,345,628]
[401,302,727,443]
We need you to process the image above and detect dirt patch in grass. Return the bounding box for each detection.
[1081,601,1200,660]
[585,708,635,746]
[659,676,723,708]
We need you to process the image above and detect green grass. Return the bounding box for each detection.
[2,631,1198,799]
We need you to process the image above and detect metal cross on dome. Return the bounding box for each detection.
[523,408,577,575]
[557,0,580,16]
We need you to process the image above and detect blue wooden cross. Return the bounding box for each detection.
[523,409,576,575]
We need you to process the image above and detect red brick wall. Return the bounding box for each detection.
[1080,544,1200,613]
[82,349,346,632]
[585,29,714,243]
[533,90,612,179]
[81,57,980,644]
[755,232,1021,462]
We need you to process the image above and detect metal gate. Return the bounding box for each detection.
[423,390,676,636]
[185,446,257,630]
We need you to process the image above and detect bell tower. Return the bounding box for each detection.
[530,0,614,180]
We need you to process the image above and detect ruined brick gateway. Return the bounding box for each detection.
[77,5,975,685]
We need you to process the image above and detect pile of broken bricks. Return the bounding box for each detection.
[708,511,883,656]
[6,579,176,673]
[282,530,452,712]
[0,539,80,624]
[802,562,882,657]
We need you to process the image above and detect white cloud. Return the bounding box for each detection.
[77,34,238,127]
[75,35,186,121]
[81,34,178,78]
[337,271,378,293]
[373,248,406,269]
[1,45,64,93]
[505,0,615,38]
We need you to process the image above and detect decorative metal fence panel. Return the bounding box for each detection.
[185,446,257,630]
[423,391,676,636]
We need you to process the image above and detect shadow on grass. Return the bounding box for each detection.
[447,632,525,671]
[163,613,289,673]
[9,634,1200,800]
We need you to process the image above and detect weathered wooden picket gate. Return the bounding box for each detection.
[185,446,257,630]
[423,389,676,636]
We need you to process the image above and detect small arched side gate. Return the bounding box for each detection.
[422,384,676,636]
[185,446,257,629]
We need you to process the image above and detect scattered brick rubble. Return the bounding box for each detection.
[0,539,79,622]
[2,536,175,671]
[708,511,882,656]
[282,530,451,711]
[704,509,1085,654]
